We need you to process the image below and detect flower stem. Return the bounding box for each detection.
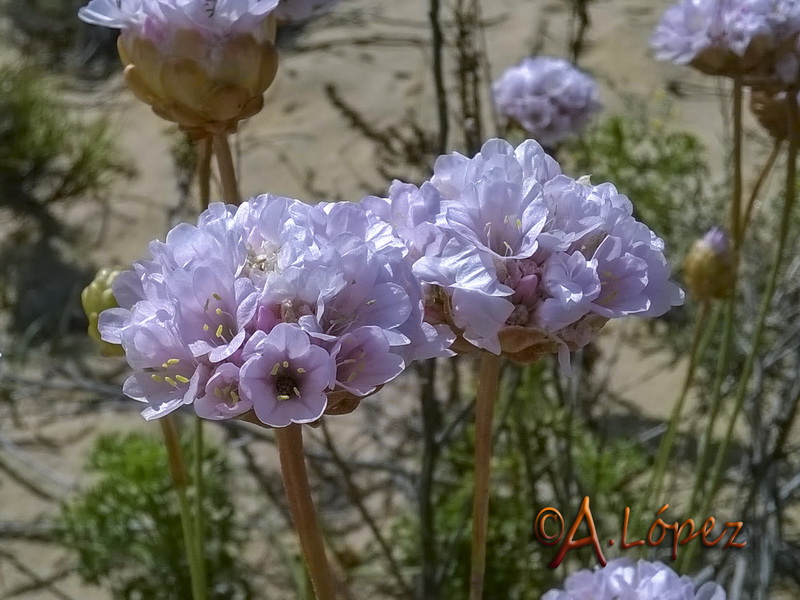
[213,133,241,205]
[644,301,710,506]
[160,416,207,600]
[683,91,799,573]
[197,137,212,211]
[731,77,744,247]
[277,424,337,600]
[469,353,502,600]
[193,416,207,594]
[741,139,782,234]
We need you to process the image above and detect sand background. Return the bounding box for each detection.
[0,0,776,598]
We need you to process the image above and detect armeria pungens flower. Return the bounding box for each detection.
[492,56,601,148]
[98,194,453,426]
[381,138,683,367]
[273,0,339,22]
[542,558,727,600]
[650,0,800,79]
[78,0,280,134]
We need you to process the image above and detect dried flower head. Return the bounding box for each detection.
[492,56,601,148]
[683,226,736,301]
[390,139,683,367]
[542,558,727,600]
[750,87,800,138]
[650,0,800,79]
[98,195,452,426]
[78,0,280,134]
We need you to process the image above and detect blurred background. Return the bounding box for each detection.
[0,0,798,598]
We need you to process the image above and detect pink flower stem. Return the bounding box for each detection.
[277,424,338,600]
[469,352,503,600]
[213,133,241,205]
[197,137,212,210]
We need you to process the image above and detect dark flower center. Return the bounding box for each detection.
[275,375,299,400]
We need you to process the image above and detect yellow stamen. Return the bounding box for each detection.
[215,308,223,315]
[231,391,240,404]
[282,361,289,368]
[203,324,210,332]
[271,363,281,376]
[175,375,190,384]
[215,324,224,339]
[212,293,222,301]
[164,377,178,387]
[297,367,306,374]
[292,387,301,397]
[151,374,164,382]
[277,394,290,401]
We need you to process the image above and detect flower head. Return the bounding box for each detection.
[402,139,683,366]
[542,558,727,600]
[492,56,601,147]
[99,193,451,425]
[78,0,280,133]
[650,0,800,79]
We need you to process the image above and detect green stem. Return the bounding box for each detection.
[469,353,502,600]
[644,302,710,506]
[193,417,207,594]
[160,417,207,600]
[683,90,798,572]
[741,139,783,234]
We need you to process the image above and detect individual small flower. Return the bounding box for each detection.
[542,558,727,600]
[274,0,339,22]
[78,0,280,133]
[240,323,335,427]
[650,0,800,79]
[402,138,683,366]
[683,226,736,301]
[492,56,601,147]
[98,193,450,425]
[81,267,124,356]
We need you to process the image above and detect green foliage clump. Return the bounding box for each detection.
[565,104,713,247]
[56,431,252,600]
[394,363,649,599]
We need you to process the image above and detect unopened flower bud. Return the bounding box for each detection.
[79,0,280,135]
[81,267,124,356]
[750,88,800,140]
[683,227,735,302]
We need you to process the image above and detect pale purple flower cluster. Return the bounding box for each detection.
[79,0,279,42]
[380,139,683,365]
[651,0,800,77]
[542,558,727,600]
[492,56,601,148]
[99,196,452,427]
[274,0,339,22]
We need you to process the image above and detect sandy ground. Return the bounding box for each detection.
[0,0,774,598]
